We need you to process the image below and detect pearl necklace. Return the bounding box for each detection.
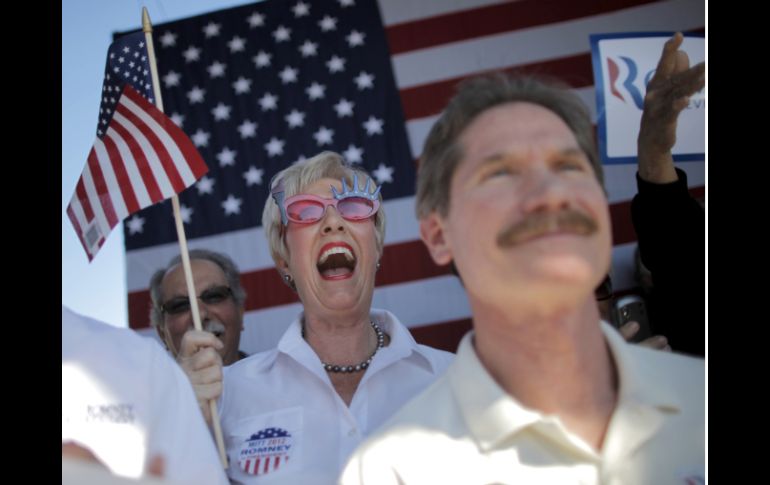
[305,320,385,373]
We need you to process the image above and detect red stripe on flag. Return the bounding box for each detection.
[263,456,270,474]
[409,317,472,353]
[116,100,186,194]
[67,205,92,261]
[385,0,658,55]
[101,136,141,215]
[123,86,209,181]
[400,53,594,120]
[75,177,95,222]
[110,115,164,204]
[86,150,118,228]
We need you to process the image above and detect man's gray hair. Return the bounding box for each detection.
[148,249,246,328]
[416,73,603,219]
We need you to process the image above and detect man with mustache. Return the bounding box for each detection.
[341,39,704,484]
[150,249,248,367]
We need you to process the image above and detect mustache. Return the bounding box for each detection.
[204,320,226,337]
[496,209,598,247]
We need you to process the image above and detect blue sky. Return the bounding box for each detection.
[62,1,256,327]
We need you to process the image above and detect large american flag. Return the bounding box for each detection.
[68,31,208,261]
[123,0,705,354]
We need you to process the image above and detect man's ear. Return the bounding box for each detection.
[419,212,453,266]
[156,324,172,352]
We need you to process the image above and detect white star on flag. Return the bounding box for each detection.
[259,93,278,111]
[182,46,201,62]
[306,82,326,100]
[299,40,318,57]
[179,204,194,224]
[334,98,354,117]
[238,120,258,138]
[228,36,246,52]
[327,56,346,73]
[159,31,177,47]
[354,72,374,90]
[247,12,264,28]
[347,30,365,47]
[253,51,272,68]
[339,0,355,7]
[293,1,310,17]
[363,116,384,135]
[264,137,285,157]
[217,147,237,166]
[233,77,252,94]
[372,163,394,184]
[192,129,210,147]
[169,113,184,127]
[203,22,221,38]
[285,109,305,128]
[162,71,180,87]
[343,144,363,164]
[187,86,206,104]
[127,215,145,235]
[222,195,243,215]
[196,175,215,195]
[314,126,334,146]
[319,16,337,31]
[243,166,264,186]
[207,61,226,78]
[273,26,291,42]
[211,103,232,121]
[279,66,298,83]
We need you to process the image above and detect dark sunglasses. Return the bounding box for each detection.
[594,275,613,302]
[161,286,233,315]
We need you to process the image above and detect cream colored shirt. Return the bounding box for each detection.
[341,322,705,485]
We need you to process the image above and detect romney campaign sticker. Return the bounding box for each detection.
[239,427,293,476]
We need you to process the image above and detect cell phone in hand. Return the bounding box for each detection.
[614,295,651,343]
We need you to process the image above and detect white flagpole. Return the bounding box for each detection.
[142,7,229,469]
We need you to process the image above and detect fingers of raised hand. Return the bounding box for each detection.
[619,321,640,341]
[179,329,224,358]
[639,335,670,351]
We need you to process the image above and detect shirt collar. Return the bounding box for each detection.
[450,322,684,455]
[274,308,438,381]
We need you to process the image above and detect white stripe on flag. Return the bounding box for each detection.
[112,110,176,200]
[80,163,112,237]
[379,0,509,25]
[104,129,153,208]
[391,0,704,89]
[405,87,598,159]
[67,194,89,237]
[121,93,199,186]
[93,142,130,221]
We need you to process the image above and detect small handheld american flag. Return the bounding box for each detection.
[67,31,208,261]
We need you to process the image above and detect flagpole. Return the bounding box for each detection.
[142,7,229,469]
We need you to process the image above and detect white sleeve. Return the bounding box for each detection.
[145,342,229,485]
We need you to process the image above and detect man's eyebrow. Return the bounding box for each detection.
[478,147,584,165]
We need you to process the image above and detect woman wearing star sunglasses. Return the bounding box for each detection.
[177,152,453,484]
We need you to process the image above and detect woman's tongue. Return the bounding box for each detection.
[317,253,354,279]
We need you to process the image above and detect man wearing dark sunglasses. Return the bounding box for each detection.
[149,249,247,367]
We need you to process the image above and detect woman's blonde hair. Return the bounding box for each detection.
[262,151,386,266]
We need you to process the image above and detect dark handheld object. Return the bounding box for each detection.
[614,295,652,343]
